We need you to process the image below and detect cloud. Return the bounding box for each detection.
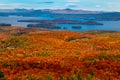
[0,3,36,9]
[66,0,80,8]
[37,1,54,4]
[95,5,101,8]
[65,3,78,8]
[68,4,78,8]
[68,0,80,2]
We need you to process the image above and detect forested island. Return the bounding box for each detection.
[0,23,11,26]
[18,20,103,25]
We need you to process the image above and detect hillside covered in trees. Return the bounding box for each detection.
[0,26,120,80]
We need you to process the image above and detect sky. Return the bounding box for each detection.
[0,0,120,11]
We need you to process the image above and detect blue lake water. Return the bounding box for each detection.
[0,16,120,32]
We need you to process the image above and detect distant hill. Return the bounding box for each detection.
[0,9,120,21]
[0,26,120,80]
[41,9,101,14]
[0,9,119,15]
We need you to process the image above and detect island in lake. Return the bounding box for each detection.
[27,23,61,29]
[18,20,103,29]
[18,20,103,25]
[72,26,82,29]
[0,23,11,26]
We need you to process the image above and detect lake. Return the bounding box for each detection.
[0,16,120,32]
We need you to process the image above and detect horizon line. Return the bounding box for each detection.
[0,8,120,12]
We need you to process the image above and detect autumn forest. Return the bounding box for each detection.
[0,26,120,80]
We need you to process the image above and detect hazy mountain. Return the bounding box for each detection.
[0,8,101,14]
[41,9,101,14]
[0,9,120,20]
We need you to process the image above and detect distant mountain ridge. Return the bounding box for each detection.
[0,8,118,14]
[0,9,120,21]
[0,9,113,14]
[41,9,101,14]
